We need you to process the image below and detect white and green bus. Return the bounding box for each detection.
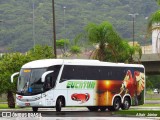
[11,59,145,112]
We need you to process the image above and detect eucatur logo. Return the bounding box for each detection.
[67,81,96,89]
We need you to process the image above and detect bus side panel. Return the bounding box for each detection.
[58,65,145,107]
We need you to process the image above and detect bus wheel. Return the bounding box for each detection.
[108,97,121,111]
[87,106,99,111]
[56,98,63,112]
[99,107,107,111]
[32,107,38,112]
[121,97,130,110]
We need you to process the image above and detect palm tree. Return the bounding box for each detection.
[85,21,142,63]
[147,9,160,53]
[156,0,160,5]
[147,0,160,53]
[85,21,121,61]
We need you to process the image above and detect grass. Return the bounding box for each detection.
[0,104,20,109]
[145,98,160,100]
[139,104,160,107]
[0,104,8,109]
[146,90,153,94]
[0,100,7,102]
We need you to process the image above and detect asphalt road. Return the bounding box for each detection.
[0,107,160,120]
[145,100,160,104]
[0,101,160,120]
[0,110,157,120]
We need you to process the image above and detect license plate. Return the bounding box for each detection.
[25,103,30,106]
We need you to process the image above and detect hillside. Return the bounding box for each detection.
[0,0,158,52]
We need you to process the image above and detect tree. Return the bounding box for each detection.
[85,21,142,62]
[0,1,158,52]
[147,75,160,89]
[147,0,160,53]
[147,10,160,33]
[156,0,160,5]
[0,53,30,108]
[27,44,54,60]
[0,45,54,108]
[56,39,70,56]
[85,21,118,61]
[148,11,160,53]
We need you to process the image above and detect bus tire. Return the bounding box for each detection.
[56,98,62,112]
[32,107,38,112]
[108,97,121,111]
[87,106,99,111]
[121,97,130,110]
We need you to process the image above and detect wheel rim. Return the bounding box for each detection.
[115,102,120,109]
[59,100,62,107]
[124,101,129,109]
[114,99,120,110]
[124,99,130,109]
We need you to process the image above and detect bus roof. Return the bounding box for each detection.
[22,59,144,69]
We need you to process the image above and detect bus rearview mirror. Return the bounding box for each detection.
[11,72,19,83]
[41,71,54,82]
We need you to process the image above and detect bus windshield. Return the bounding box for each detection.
[17,68,46,95]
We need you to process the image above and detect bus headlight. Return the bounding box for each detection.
[39,102,42,105]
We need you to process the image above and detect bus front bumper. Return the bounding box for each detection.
[16,98,45,107]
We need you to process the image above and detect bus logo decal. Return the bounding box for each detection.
[71,93,90,103]
[66,81,96,89]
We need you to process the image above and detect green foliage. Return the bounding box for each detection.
[148,10,160,34]
[27,44,54,60]
[0,0,158,52]
[85,21,114,44]
[156,0,160,5]
[85,21,142,63]
[147,75,160,89]
[0,45,54,94]
[0,45,54,107]
[146,79,153,90]
[70,45,81,54]
[0,53,29,94]
[56,39,70,55]
[85,21,118,61]
[56,39,70,47]
[69,34,83,55]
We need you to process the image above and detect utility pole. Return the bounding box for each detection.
[63,6,66,53]
[32,1,35,52]
[52,0,57,58]
[128,13,139,46]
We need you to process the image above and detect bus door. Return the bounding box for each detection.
[43,73,54,106]
[42,66,61,106]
